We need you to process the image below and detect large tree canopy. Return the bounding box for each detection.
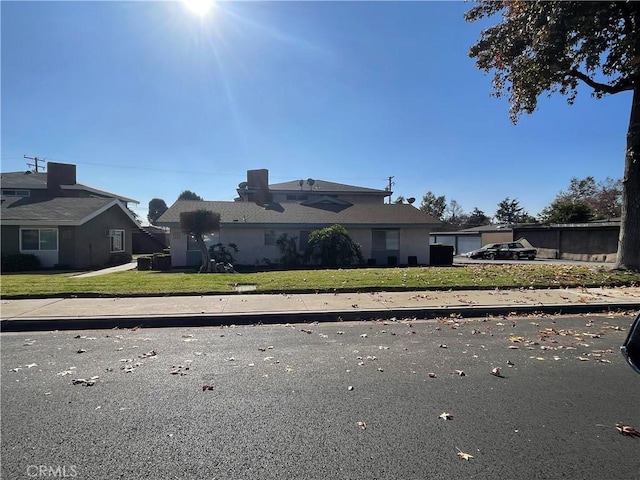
[147,198,168,225]
[466,1,640,270]
[178,190,204,201]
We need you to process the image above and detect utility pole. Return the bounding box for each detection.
[386,176,395,204]
[24,155,45,172]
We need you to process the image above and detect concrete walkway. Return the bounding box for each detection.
[70,261,137,278]
[2,286,639,332]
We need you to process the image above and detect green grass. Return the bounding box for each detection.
[1,264,639,298]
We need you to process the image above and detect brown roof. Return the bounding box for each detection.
[157,200,440,228]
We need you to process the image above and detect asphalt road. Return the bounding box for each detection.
[2,314,639,480]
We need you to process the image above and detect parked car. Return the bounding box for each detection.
[621,312,640,374]
[465,242,537,260]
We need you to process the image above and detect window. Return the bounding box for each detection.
[109,229,125,252]
[20,228,58,251]
[264,230,276,246]
[2,189,30,197]
[299,230,311,251]
[372,229,399,250]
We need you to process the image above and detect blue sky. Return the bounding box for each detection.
[1,0,631,223]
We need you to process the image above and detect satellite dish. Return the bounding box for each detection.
[407,197,416,204]
[299,179,304,189]
[238,182,248,189]
[307,178,315,186]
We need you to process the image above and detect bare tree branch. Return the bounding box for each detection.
[568,69,635,94]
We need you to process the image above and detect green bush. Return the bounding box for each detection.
[1,254,41,272]
[305,224,364,268]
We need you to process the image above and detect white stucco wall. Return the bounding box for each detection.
[170,225,432,267]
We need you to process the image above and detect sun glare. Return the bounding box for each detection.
[182,0,215,17]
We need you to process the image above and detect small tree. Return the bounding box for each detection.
[178,190,204,201]
[305,225,363,268]
[466,207,491,227]
[276,233,302,268]
[179,210,220,273]
[495,197,524,224]
[147,198,168,225]
[419,191,447,220]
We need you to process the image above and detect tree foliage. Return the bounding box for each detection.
[419,191,447,220]
[179,210,220,273]
[539,198,593,224]
[466,207,491,227]
[465,1,640,269]
[495,197,524,224]
[276,233,302,268]
[147,198,168,225]
[305,224,363,268]
[178,190,204,201]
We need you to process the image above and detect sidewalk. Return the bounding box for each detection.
[2,286,639,332]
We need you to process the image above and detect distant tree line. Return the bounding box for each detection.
[393,175,622,231]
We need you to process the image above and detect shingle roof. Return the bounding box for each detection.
[1,171,48,189]
[0,197,138,226]
[269,179,388,195]
[157,200,440,227]
[0,171,137,203]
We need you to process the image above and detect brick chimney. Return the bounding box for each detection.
[47,162,76,194]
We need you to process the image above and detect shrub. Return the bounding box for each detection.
[109,253,133,266]
[305,224,364,268]
[1,254,41,272]
[276,234,302,267]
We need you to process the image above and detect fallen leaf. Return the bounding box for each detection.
[615,423,640,437]
[457,451,474,461]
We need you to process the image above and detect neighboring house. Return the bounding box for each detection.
[157,169,440,267]
[1,162,140,269]
[430,224,514,255]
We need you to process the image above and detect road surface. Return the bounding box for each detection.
[2,313,639,479]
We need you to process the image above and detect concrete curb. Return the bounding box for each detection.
[2,302,639,332]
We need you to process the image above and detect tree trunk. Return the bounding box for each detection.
[617,85,640,271]
[196,235,211,273]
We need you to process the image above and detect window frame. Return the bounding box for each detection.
[20,227,59,252]
[109,229,125,253]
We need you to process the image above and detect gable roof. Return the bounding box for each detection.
[0,171,138,204]
[0,197,140,226]
[269,179,388,195]
[157,200,440,228]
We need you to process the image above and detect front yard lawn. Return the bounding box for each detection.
[1,264,639,298]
